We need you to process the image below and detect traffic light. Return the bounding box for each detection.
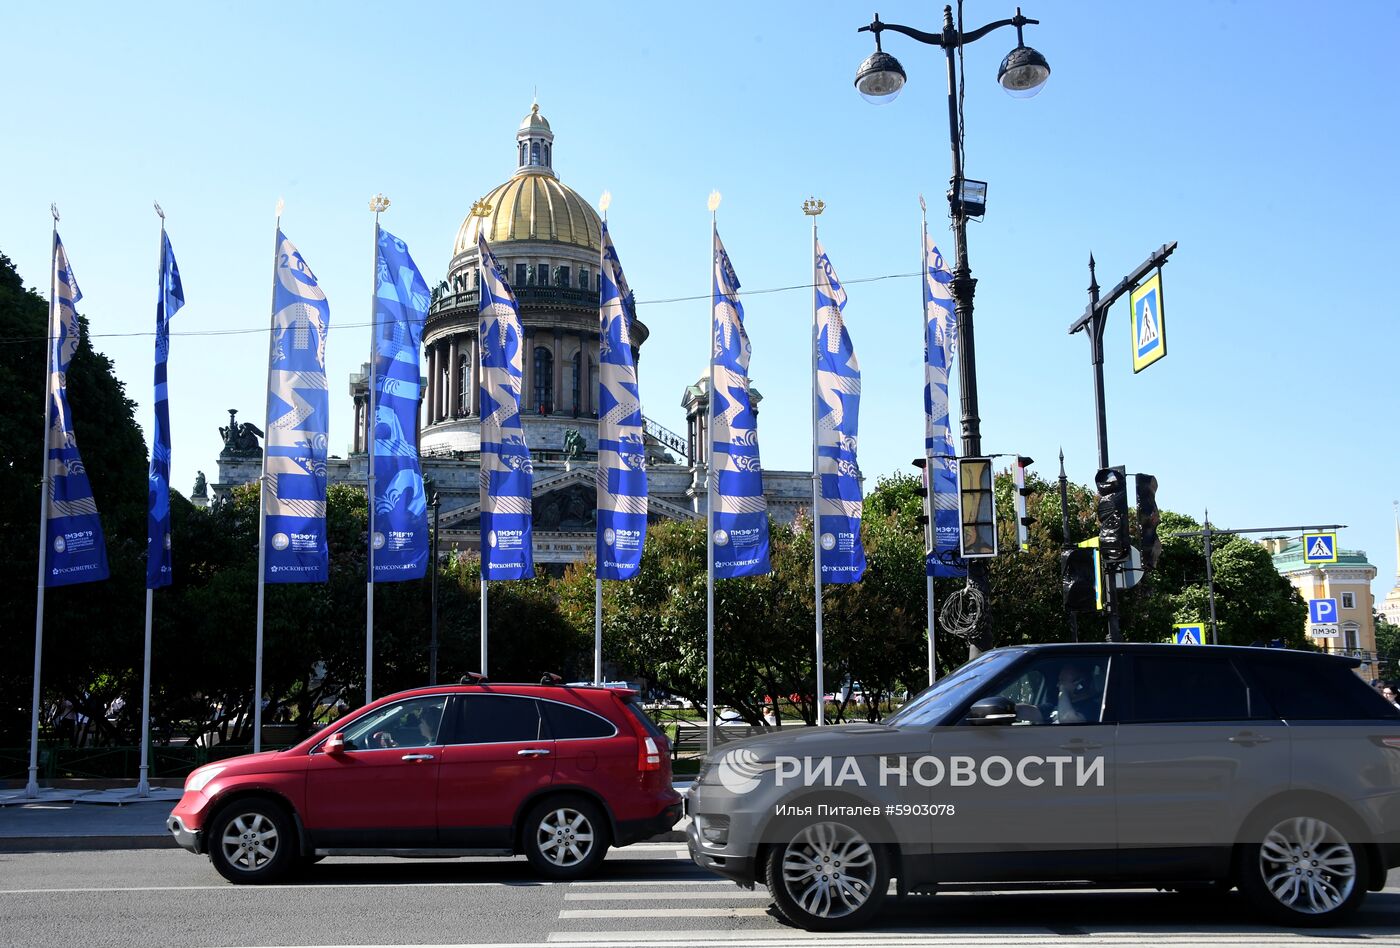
[1095,466,1131,563]
[1013,455,1035,552]
[911,457,933,555]
[1135,473,1162,571]
[1061,547,1098,611]
[957,457,998,558]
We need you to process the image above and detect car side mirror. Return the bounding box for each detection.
[324,731,347,754]
[967,696,1018,726]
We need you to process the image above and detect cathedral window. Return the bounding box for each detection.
[518,141,526,166]
[570,350,581,416]
[556,265,569,288]
[534,347,554,414]
[530,141,541,165]
[515,263,527,287]
[578,267,589,290]
[537,263,550,286]
[543,143,551,166]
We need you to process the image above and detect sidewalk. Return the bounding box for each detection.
[0,782,693,853]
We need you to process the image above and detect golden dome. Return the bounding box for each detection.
[454,173,602,256]
[519,102,551,132]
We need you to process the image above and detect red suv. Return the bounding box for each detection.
[167,682,681,883]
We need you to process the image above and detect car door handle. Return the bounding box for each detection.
[1058,739,1103,750]
[517,748,551,757]
[1228,733,1273,746]
[401,753,435,762]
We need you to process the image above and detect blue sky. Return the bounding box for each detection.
[2,1,1397,602]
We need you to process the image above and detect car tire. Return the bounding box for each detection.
[764,819,890,932]
[1238,808,1368,926]
[207,797,297,885]
[522,796,610,880]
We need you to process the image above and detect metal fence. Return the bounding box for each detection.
[0,745,291,781]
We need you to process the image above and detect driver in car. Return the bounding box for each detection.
[372,704,443,748]
[1051,663,1100,724]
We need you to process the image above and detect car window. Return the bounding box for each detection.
[886,650,1021,727]
[1246,660,1400,721]
[1126,655,1257,722]
[453,694,544,744]
[985,655,1109,725]
[338,696,447,751]
[541,699,617,739]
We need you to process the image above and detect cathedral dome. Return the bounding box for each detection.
[452,103,600,257]
[453,174,601,256]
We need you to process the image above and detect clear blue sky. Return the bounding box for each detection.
[2,1,1397,601]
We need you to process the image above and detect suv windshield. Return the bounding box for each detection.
[886,650,1022,727]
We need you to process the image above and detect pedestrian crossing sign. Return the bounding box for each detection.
[1130,271,1167,373]
[1302,532,1338,564]
[1173,623,1206,645]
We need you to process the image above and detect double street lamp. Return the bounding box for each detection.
[854,6,1049,657]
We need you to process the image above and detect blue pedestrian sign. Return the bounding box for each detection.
[1308,598,1338,625]
[1173,623,1206,645]
[1302,532,1338,564]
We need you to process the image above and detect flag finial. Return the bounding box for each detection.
[154,202,165,220]
[50,203,59,223]
[275,197,285,220]
[802,197,825,216]
[599,190,612,215]
[707,190,722,213]
[369,193,391,214]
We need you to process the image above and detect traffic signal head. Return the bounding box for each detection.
[957,457,998,558]
[1135,473,1162,571]
[1095,465,1131,563]
[1061,547,1099,611]
[1013,455,1035,552]
[912,457,932,553]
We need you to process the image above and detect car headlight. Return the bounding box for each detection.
[185,765,225,794]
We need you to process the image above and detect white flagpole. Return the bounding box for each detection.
[137,203,167,798]
[27,205,60,798]
[254,201,283,753]
[480,579,488,675]
[705,191,720,754]
[366,194,389,706]
[594,195,609,687]
[920,197,937,686]
[805,198,825,725]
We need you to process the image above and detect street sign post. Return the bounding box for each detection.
[1173,623,1205,645]
[1302,532,1338,564]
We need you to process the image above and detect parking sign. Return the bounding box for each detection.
[1308,598,1338,625]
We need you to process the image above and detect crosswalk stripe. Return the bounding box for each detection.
[564,889,770,901]
[558,907,770,919]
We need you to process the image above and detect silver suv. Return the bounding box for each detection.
[686,643,1400,931]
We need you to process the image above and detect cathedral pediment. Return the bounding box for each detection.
[441,466,698,532]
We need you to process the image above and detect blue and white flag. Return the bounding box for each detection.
[370,228,429,582]
[44,234,108,587]
[596,223,648,580]
[814,241,865,584]
[146,231,185,589]
[923,228,965,578]
[477,234,534,580]
[710,229,769,579]
[263,231,330,583]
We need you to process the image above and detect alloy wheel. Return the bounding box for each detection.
[537,807,595,867]
[780,821,878,920]
[1257,816,1357,915]
[220,811,280,872]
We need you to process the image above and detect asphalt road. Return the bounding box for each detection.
[1,846,1399,948]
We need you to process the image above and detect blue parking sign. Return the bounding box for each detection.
[1308,598,1338,625]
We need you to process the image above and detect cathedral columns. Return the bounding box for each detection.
[448,336,460,419]
[425,343,437,425]
[523,327,536,411]
[553,327,564,415]
[469,333,479,416]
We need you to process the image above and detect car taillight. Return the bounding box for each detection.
[639,736,661,772]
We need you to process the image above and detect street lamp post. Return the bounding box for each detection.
[429,486,441,685]
[855,5,1049,657]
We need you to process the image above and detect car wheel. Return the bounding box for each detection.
[523,796,610,880]
[207,798,297,884]
[1239,812,1366,925]
[764,819,889,932]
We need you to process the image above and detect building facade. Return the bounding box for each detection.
[1266,537,1378,662]
[215,105,811,573]
[1381,507,1400,630]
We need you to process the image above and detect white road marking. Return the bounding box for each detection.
[545,937,1400,947]
[559,907,770,919]
[564,889,770,900]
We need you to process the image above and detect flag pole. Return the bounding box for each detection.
[366,194,389,705]
[920,196,937,686]
[594,194,610,687]
[254,200,283,753]
[27,205,61,798]
[473,200,491,679]
[705,191,720,754]
[804,198,826,725]
[480,578,488,676]
[137,202,167,798]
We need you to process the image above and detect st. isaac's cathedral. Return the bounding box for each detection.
[213,105,810,574]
